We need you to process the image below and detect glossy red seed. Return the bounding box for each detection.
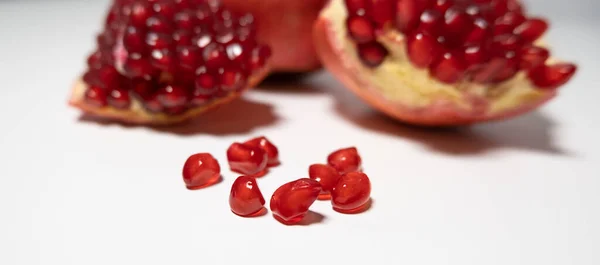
[145,32,173,50]
[150,49,177,72]
[417,9,443,36]
[95,65,120,89]
[123,57,156,79]
[465,17,491,44]
[520,46,549,70]
[203,42,229,69]
[443,7,473,46]
[129,1,152,28]
[513,18,548,43]
[174,10,198,30]
[489,0,509,19]
[247,45,271,73]
[219,67,247,92]
[358,42,388,67]
[227,143,268,176]
[493,11,526,36]
[84,86,108,107]
[491,33,522,52]
[433,0,453,14]
[407,32,441,68]
[225,42,248,65]
[107,88,131,109]
[146,16,174,33]
[430,51,467,84]
[173,30,193,46]
[309,164,340,196]
[463,44,487,67]
[87,51,103,68]
[368,0,395,27]
[123,26,146,54]
[270,178,322,225]
[243,136,280,167]
[176,46,200,71]
[156,84,188,108]
[229,176,266,217]
[345,0,369,16]
[528,63,577,89]
[182,153,221,190]
[346,16,375,44]
[395,0,423,33]
[331,172,372,214]
[152,1,177,20]
[327,147,362,175]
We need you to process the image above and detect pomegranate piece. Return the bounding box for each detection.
[182,153,221,190]
[229,176,266,217]
[226,143,268,176]
[327,147,362,175]
[308,164,340,198]
[270,178,322,225]
[331,172,372,214]
[69,0,273,125]
[243,136,280,167]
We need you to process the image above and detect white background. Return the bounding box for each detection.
[1,0,599,264]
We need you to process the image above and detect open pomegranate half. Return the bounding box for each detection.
[69,0,271,125]
[314,0,577,126]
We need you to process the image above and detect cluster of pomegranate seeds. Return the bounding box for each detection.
[83,0,271,114]
[182,153,221,189]
[226,136,279,176]
[343,0,576,88]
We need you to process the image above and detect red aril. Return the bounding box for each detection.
[308,164,340,199]
[229,176,266,217]
[270,178,322,225]
[331,172,372,214]
[182,153,221,190]
[226,143,268,176]
[243,136,280,167]
[327,147,362,174]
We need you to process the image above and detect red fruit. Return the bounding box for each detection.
[331,172,372,214]
[270,178,322,225]
[314,0,577,126]
[327,147,362,175]
[226,143,268,176]
[308,164,340,198]
[229,176,266,217]
[182,153,221,190]
[69,0,272,125]
[243,136,280,167]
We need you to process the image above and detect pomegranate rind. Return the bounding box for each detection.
[68,67,269,126]
[313,1,563,126]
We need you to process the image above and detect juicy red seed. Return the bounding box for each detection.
[528,64,577,89]
[219,67,247,92]
[331,172,372,214]
[226,143,268,176]
[395,0,423,33]
[417,9,443,36]
[85,86,108,107]
[202,42,229,69]
[489,0,509,19]
[193,33,213,49]
[95,65,120,89]
[507,0,523,13]
[243,136,280,167]
[407,32,442,68]
[513,18,548,43]
[182,153,221,190]
[123,57,156,79]
[225,42,248,65]
[229,176,266,217]
[129,1,152,28]
[173,30,192,46]
[358,42,388,67]
[327,147,362,175]
[346,16,375,44]
[146,16,174,33]
[345,0,369,15]
[195,4,213,24]
[157,84,189,108]
[150,49,177,72]
[443,7,473,46]
[145,32,173,50]
[463,44,488,67]
[194,73,218,96]
[97,31,116,48]
[368,0,395,27]
[430,51,467,84]
[491,33,522,52]
[492,51,519,82]
[87,51,103,68]
[176,46,200,71]
[107,88,131,109]
[123,26,146,54]
[493,11,526,36]
[433,0,453,14]
[465,17,491,44]
[152,1,177,19]
[248,45,271,73]
[270,178,322,225]
[309,164,340,195]
[174,10,198,30]
[520,46,549,70]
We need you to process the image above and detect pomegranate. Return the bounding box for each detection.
[229,176,266,217]
[314,0,578,126]
[331,171,371,214]
[308,163,340,199]
[182,153,221,189]
[69,0,272,125]
[226,142,268,176]
[327,147,362,174]
[270,178,322,225]
[243,136,280,167]
[220,0,327,72]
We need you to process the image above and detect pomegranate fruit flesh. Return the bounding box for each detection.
[270,178,322,225]
[182,153,221,189]
[69,0,272,125]
[314,0,578,126]
[229,176,266,217]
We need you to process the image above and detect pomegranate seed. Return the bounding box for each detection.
[193,33,213,49]
[492,51,519,82]
[203,42,229,69]
[192,74,217,105]
[229,176,266,217]
[327,147,362,175]
[226,143,268,176]
[146,16,174,33]
[107,88,131,109]
[513,18,548,43]
[94,65,120,89]
[493,11,525,36]
[489,0,509,19]
[247,45,271,73]
[225,42,248,65]
[270,178,322,225]
[395,0,423,33]
[465,17,491,44]
[129,1,152,28]
[97,31,116,49]
[150,49,177,72]
[145,32,173,50]
[433,0,453,14]
[417,9,443,36]
[407,32,442,68]
[345,0,369,16]
[309,164,340,198]
[218,67,247,92]
[463,44,488,68]
[152,1,177,20]
[443,7,473,47]
[491,33,522,52]
[243,136,280,167]
[358,42,388,67]
[123,26,146,54]
[520,46,549,70]
[182,153,221,190]
[368,0,395,27]
[346,16,375,44]
[156,84,188,108]
[176,46,200,71]
[528,64,577,89]
[471,57,507,83]
[84,86,108,107]
[507,0,523,13]
[173,30,193,46]
[87,51,103,68]
[331,172,372,214]
[123,57,156,79]
[174,10,198,30]
[430,51,467,84]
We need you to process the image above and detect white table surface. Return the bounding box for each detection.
[1,0,599,264]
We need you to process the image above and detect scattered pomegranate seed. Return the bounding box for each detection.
[528,63,577,89]
[358,42,388,67]
[430,51,467,84]
[229,176,266,217]
[327,147,362,175]
[331,172,372,214]
[513,18,548,43]
[182,153,221,190]
[243,136,280,167]
[309,164,340,199]
[347,15,376,44]
[226,143,268,176]
[84,86,108,107]
[407,32,442,68]
[270,178,322,225]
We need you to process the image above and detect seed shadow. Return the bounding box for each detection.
[334,198,374,215]
[77,97,280,136]
[296,211,326,226]
[235,208,268,218]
